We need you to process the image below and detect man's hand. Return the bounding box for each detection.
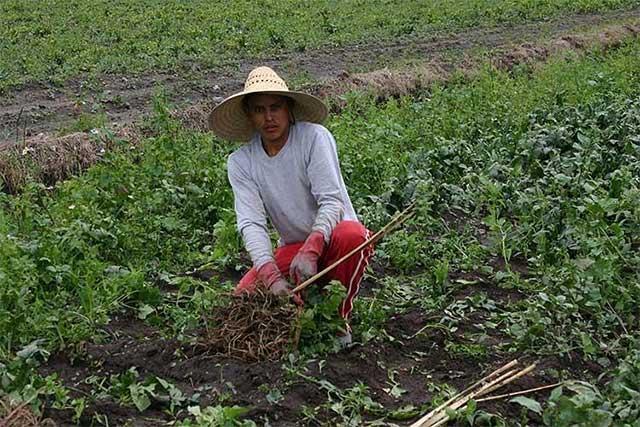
[257,261,291,296]
[256,261,303,305]
[290,231,325,285]
[268,278,292,296]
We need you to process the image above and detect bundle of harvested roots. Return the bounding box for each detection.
[0,398,56,427]
[198,288,301,362]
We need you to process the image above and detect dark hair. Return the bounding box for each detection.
[242,94,296,123]
[242,93,295,112]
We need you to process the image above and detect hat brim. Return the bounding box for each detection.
[208,90,328,142]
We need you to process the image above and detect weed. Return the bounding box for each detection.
[177,404,256,427]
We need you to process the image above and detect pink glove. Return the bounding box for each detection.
[290,231,325,285]
[257,261,291,296]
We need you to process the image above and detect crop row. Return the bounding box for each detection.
[0,0,637,91]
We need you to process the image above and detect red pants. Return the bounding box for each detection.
[235,220,374,322]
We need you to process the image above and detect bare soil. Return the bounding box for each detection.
[39,278,602,426]
[2,8,640,145]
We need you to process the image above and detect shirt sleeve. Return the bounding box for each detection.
[307,127,345,242]
[227,154,274,269]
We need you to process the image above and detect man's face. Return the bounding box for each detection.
[246,94,291,145]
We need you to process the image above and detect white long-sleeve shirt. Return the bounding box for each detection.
[227,122,358,269]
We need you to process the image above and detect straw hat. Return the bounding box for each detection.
[208,66,328,141]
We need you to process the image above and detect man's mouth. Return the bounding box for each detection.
[264,125,278,132]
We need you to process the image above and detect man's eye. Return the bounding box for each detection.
[254,106,265,113]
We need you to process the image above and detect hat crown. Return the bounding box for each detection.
[244,66,289,92]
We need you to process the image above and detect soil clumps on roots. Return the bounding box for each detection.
[198,288,301,363]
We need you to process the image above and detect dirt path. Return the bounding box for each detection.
[1,7,639,145]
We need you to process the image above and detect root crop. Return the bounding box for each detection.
[198,289,301,362]
[0,398,56,427]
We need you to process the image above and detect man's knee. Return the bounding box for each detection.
[330,221,368,249]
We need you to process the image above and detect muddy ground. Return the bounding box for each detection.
[2,7,640,145]
[39,267,602,426]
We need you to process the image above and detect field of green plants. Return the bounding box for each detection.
[2,0,640,423]
[1,30,639,424]
[0,0,638,91]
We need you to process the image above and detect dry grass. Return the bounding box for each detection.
[197,288,302,363]
[494,44,549,70]
[0,126,139,194]
[552,22,639,52]
[170,100,215,133]
[0,132,102,194]
[0,398,56,427]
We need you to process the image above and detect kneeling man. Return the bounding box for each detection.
[208,67,373,344]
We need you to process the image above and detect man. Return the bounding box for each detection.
[208,66,373,345]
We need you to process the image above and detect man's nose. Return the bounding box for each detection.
[265,109,273,121]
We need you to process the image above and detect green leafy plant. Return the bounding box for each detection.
[106,368,190,413]
[299,281,350,353]
[177,404,256,427]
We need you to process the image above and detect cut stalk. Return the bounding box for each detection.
[428,377,556,427]
[476,382,562,402]
[413,362,537,427]
[479,363,537,396]
[420,368,522,427]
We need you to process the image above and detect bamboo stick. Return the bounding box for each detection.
[292,201,416,293]
[476,382,562,402]
[413,362,537,427]
[410,360,519,427]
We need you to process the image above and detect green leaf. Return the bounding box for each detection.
[510,396,542,414]
[580,333,596,354]
[383,384,407,398]
[16,339,49,359]
[137,304,155,320]
[129,383,152,412]
[388,405,419,420]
